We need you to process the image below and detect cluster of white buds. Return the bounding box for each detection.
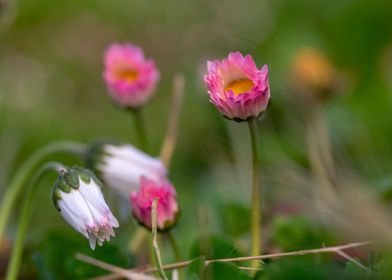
[51,166,119,250]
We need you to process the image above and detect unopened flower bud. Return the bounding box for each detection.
[51,166,119,250]
[130,176,179,231]
[85,141,167,198]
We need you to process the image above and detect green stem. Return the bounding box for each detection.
[5,162,64,280]
[167,231,183,280]
[131,109,149,152]
[0,141,85,242]
[247,118,261,266]
[151,198,168,280]
[167,232,180,262]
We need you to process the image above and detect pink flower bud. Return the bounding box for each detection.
[103,43,160,109]
[130,177,179,231]
[204,52,270,121]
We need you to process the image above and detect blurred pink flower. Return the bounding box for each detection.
[130,176,179,231]
[103,43,160,109]
[204,52,270,121]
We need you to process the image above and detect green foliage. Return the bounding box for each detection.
[270,216,334,251]
[342,261,367,280]
[203,262,251,280]
[186,256,206,280]
[219,202,250,237]
[31,230,133,280]
[189,235,241,260]
[375,175,392,201]
[188,236,252,279]
[2,0,392,278]
[256,258,330,280]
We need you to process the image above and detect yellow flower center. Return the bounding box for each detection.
[116,68,139,82]
[225,79,254,95]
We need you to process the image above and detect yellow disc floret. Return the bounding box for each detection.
[225,79,254,95]
[116,68,139,82]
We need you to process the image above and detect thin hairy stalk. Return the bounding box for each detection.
[0,141,85,241]
[335,249,370,272]
[132,109,149,152]
[204,241,373,265]
[75,253,158,280]
[5,162,65,280]
[151,198,168,280]
[247,118,261,268]
[78,241,373,279]
[160,74,185,168]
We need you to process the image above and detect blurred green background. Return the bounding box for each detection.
[1,0,392,279]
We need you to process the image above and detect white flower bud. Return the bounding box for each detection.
[52,167,119,250]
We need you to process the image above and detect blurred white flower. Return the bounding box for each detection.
[86,142,167,197]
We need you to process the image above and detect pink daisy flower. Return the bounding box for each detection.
[103,43,160,109]
[204,52,270,121]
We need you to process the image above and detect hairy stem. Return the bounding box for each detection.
[132,109,149,153]
[78,241,374,279]
[151,198,168,280]
[75,253,158,280]
[5,162,64,280]
[247,118,261,268]
[128,108,151,254]
[0,141,85,241]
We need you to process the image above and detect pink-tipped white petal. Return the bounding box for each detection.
[89,234,97,250]
[55,168,119,250]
